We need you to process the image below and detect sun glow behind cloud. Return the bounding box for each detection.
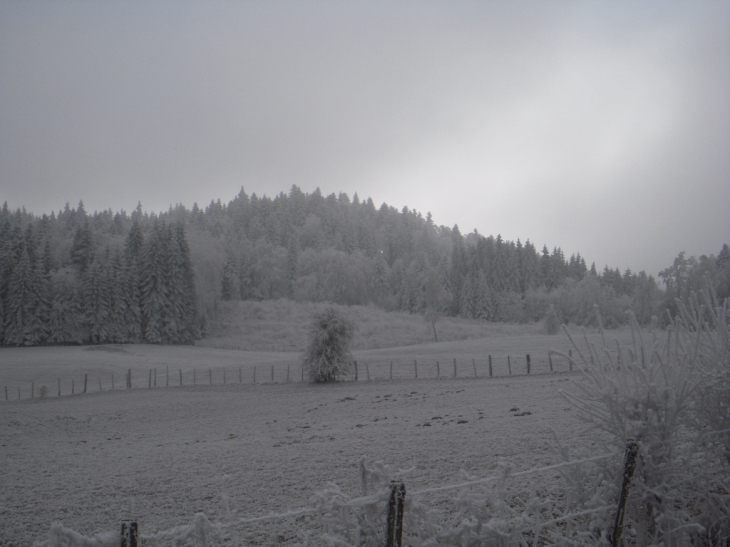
[0,0,727,275]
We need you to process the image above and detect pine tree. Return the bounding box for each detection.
[140,221,168,344]
[50,268,86,344]
[83,258,111,344]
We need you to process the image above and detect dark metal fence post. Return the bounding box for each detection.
[488,355,492,377]
[121,521,138,547]
[386,481,406,547]
[549,353,553,372]
[453,358,457,378]
[611,441,639,547]
[526,354,531,374]
[507,356,511,375]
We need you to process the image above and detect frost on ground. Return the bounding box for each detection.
[0,373,584,546]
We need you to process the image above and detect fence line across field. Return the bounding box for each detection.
[3,351,580,402]
[32,449,622,547]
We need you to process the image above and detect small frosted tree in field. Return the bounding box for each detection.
[302,307,354,383]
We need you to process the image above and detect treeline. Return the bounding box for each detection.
[1,187,728,347]
[0,203,197,347]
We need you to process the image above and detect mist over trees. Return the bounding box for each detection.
[1,187,727,347]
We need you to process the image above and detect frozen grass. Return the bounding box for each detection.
[1,373,587,546]
[199,300,552,352]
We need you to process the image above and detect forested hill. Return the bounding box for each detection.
[1,186,728,347]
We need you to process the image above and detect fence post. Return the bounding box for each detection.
[365,362,370,381]
[489,355,492,377]
[5,385,8,401]
[414,360,418,379]
[193,368,196,385]
[154,368,157,387]
[71,380,74,395]
[301,365,305,383]
[209,368,212,385]
[436,361,440,378]
[83,374,88,393]
[58,379,61,397]
[526,354,531,374]
[549,353,553,372]
[32,382,34,398]
[128,369,132,389]
[224,368,227,384]
[611,441,639,547]
[473,359,477,377]
[386,481,406,547]
[507,356,511,375]
[453,358,457,378]
[111,372,114,390]
[355,361,358,381]
[166,366,169,387]
[390,361,393,380]
[148,369,152,388]
[121,521,138,547]
[179,369,183,386]
[271,365,274,383]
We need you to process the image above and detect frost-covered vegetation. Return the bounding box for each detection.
[4,190,726,348]
[311,292,729,546]
[302,307,355,383]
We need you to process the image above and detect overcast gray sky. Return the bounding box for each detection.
[1,1,728,277]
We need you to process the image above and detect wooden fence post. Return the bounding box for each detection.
[121,521,138,547]
[549,353,553,372]
[193,368,196,385]
[154,368,157,387]
[179,369,183,386]
[209,368,212,385]
[71,380,74,395]
[436,361,440,378]
[31,382,34,398]
[148,369,152,388]
[83,374,88,393]
[507,356,511,376]
[271,365,274,383]
[386,481,406,547]
[489,355,492,377]
[414,360,418,379]
[526,354,531,374]
[611,441,639,547]
[355,361,358,381]
[166,366,169,387]
[5,385,8,401]
[453,358,457,378]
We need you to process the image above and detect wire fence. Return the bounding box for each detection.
[2,351,581,403]
[31,449,623,547]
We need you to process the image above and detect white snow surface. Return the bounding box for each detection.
[1,370,590,546]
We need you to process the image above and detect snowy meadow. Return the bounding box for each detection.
[2,303,729,546]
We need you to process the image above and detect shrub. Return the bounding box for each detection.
[302,307,354,383]
[557,297,730,546]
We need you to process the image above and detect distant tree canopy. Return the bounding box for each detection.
[1,189,726,347]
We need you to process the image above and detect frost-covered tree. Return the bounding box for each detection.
[302,307,354,383]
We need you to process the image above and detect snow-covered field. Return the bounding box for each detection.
[1,328,645,546]
[1,363,591,546]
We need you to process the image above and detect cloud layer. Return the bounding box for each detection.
[1,1,728,276]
